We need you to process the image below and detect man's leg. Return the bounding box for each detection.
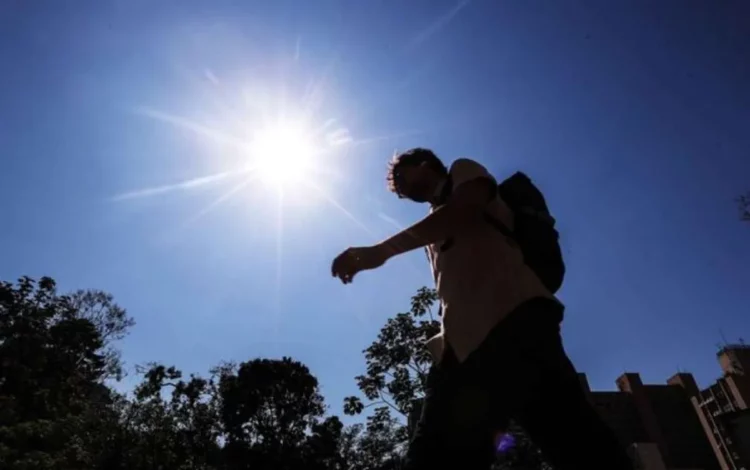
[402,351,499,470]
[467,300,632,470]
[507,310,633,469]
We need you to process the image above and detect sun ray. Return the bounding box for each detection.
[405,0,472,52]
[173,68,240,126]
[299,51,342,122]
[204,68,220,85]
[275,187,285,300]
[111,169,248,201]
[377,212,406,231]
[347,129,426,148]
[182,175,258,227]
[316,118,338,134]
[134,106,249,151]
[303,180,377,237]
[273,186,284,349]
[325,127,353,146]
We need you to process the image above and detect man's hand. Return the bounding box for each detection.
[331,244,392,284]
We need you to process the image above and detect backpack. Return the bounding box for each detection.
[490,172,565,293]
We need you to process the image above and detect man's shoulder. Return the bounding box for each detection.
[449,157,487,173]
[448,158,496,186]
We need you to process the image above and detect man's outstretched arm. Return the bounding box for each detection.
[379,175,496,257]
[332,159,496,283]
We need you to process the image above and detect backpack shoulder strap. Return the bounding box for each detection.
[483,212,515,240]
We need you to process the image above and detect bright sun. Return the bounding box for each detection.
[249,123,317,187]
[120,74,361,227]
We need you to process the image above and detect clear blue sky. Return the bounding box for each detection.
[2,0,749,417]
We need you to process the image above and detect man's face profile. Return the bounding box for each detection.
[395,163,435,203]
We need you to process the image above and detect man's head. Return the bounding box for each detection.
[386,148,448,203]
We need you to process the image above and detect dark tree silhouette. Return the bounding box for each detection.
[1,277,351,470]
[113,363,223,470]
[119,358,350,470]
[1,275,554,469]
[67,289,135,380]
[0,276,133,469]
[217,357,328,469]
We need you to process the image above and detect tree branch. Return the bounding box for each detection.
[405,362,426,382]
[377,391,405,417]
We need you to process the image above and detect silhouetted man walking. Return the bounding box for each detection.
[332,148,632,469]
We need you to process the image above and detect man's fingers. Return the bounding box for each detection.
[331,250,349,276]
[332,249,355,281]
[332,247,366,284]
[333,270,354,284]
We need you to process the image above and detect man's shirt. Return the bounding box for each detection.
[425,158,558,363]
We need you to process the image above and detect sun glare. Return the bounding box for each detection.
[120,64,382,237]
[113,40,432,336]
[250,123,317,187]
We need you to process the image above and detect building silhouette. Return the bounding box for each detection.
[577,343,750,470]
[690,343,750,470]
[580,371,718,470]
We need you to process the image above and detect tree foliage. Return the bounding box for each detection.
[0,276,132,469]
[116,357,366,470]
[218,357,329,469]
[0,275,413,470]
[340,287,440,469]
[1,276,553,469]
[344,287,440,418]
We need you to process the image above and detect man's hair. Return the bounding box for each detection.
[386,148,447,196]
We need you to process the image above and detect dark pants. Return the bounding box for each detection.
[403,298,633,470]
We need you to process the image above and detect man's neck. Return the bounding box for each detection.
[429,176,449,206]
